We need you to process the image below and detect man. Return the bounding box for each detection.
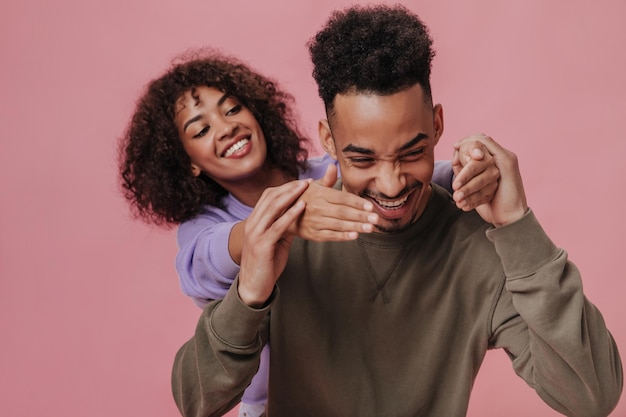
[172,5,622,416]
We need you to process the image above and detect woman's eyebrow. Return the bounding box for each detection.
[217,93,230,106]
[183,114,202,132]
[182,93,233,132]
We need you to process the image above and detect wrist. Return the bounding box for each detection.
[493,207,528,227]
[237,277,271,309]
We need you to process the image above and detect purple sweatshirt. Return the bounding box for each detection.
[175,155,454,405]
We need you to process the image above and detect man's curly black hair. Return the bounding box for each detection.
[118,49,308,226]
[308,4,436,113]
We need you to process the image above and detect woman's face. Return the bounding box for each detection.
[175,86,268,187]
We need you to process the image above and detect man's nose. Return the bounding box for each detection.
[375,161,406,198]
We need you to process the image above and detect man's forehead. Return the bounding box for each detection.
[332,86,428,121]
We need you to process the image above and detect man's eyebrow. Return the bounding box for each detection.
[341,133,429,154]
[183,114,202,133]
[342,144,374,155]
[398,133,428,152]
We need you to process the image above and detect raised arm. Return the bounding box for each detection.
[489,210,623,417]
[472,134,623,416]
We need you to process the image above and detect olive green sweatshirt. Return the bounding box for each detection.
[172,185,622,417]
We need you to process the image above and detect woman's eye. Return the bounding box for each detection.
[226,104,242,116]
[193,126,210,139]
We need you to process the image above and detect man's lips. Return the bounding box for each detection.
[371,194,409,210]
[365,187,420,220]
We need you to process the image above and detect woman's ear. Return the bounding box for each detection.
[318,119,337,160]
[190,164,201,177]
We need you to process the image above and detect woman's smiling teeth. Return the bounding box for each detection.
[374,195,409,210]
[223,138,250,157]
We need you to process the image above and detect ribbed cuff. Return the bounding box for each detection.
[486,209,559,280]
[210,275,278,347]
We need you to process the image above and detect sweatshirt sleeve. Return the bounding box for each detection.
[487,210,623,417]
[172,277,275,417]
[176,215,242,308]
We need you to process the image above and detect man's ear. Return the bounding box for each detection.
[433,104,444,146]
[190,163,201,177]
[318,119,337,160]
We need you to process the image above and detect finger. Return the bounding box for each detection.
[451,149,461,168]
[458,134,508,161]
[471,134,502,155]
[452,156,488,191]
[305,204,379,226]
[306,183,375,211]
[453,133,491,151]
[301,229,364,242]
[454,139,485,162]
[267,200,307,239]
[470,147,485,160]
[468,135,521,176]
[453,163,499,202]
[302,212,378,233]
[248,181,310,233]
[454,182,497,210]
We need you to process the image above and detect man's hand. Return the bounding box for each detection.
[292,164,379,241]
[454,134,528,227]
[238,180,310,307]
[451,136,500,211]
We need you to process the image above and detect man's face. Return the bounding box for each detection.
[319,84,443,233]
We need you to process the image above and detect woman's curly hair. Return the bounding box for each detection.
[308,4,436,112]
[118,49,309,226]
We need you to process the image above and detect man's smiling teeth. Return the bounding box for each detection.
[224,138,249,157]
[374,195,409,209]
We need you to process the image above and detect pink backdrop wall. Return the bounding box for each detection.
[1,0,624,416]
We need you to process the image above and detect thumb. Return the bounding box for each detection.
[470,146,485,161]
[320,163,338,188]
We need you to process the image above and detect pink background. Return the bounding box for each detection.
[1,0,625,416]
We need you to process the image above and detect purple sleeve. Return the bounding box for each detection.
[300,153,338,180]
[175,211,243,308]
[432,160,454,194]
